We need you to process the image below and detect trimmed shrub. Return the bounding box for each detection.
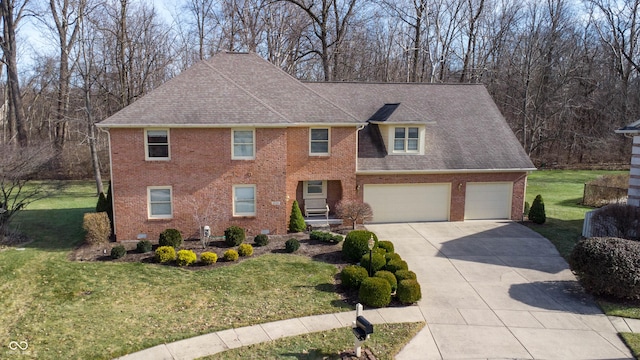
[374,270,398,292]
[341,265,369,289]
[397,279,422,304]
[238,243,254,257]
[358,277,391,308]
[528,194,546,224]
[155,246,176,263]
[223,249,239,261]
[285,238,300,253]
[176,249,197,266]
[110,245,126,259]
[569,237,640,300]
[360,252,387,274]
[310,230,344,243]
[136,240,152,253]
[200,252,218,265]
[342,230,378,263]
[289,200,306,233]
[159,228,183,248]
[385,259,409,273]
[523,201,530,217]
[83,212,111,245]
[591,204,640,241]
[395,270,417,282]
[96,192,108,213]
[224,226,245,246]
[254,234,269,247]
[377,240,394,254]
[385,252,402,264]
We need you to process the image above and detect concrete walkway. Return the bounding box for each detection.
[117,221,639,360]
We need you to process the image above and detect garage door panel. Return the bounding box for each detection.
[465,183,512,220]
[364,184,450,223]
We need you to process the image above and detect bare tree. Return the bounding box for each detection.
[336,200,373,230]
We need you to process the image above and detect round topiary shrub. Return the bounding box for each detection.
[342,230,378,263]
[358,277,391,308]
[200,251,218,265]
[224,226,245,246]
[159,228,183,248]
[360,252,387,274]
[110,244,126,259]
[377,240,394,253]
[374,270,398,292]
[238,243,254,257]
[155,246,176,263]
[385,252,402,264]
[340,265,369,289]
[385,259,409,273]
[395,270,417,282]
[528,194,546,224]
[254,234,269,247]
[285,238,300,253]
[397,279,422,304]
[569,237,640,300]
[223,249,239,261]
[136,240,152,253]
[176,249,197,266]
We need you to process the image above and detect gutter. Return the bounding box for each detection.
[355,123,367,173]
[356,168,537,175]
[95,122,364,129]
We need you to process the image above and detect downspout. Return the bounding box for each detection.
[355,123,366,199]
[98,127,116,241]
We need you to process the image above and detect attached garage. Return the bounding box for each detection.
[363,183,450,223]
[464,182,513,220]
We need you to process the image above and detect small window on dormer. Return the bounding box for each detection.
[393,127,420,153]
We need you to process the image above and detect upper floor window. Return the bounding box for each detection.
[233,129,255,159]
[146,129,169,160]
[393,127,419,153]
[310,128,330,156]
[233,185,256,216]
[148,186,172,219]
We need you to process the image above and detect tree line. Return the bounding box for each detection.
[2,0,639,187]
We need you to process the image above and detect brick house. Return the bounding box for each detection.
[616,120,640,207]
[97,52,535,241]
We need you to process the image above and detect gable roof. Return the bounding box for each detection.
[616,119,640,134]
[97,52,360,128]
[306,82,535,172]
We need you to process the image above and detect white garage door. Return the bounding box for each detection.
[363,183,450,223]
[465,182,512,220]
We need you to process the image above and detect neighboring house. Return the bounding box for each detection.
[97,52,535,241]
[615,120,640,207]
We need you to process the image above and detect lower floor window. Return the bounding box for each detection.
[148,187,172,218]
[233,185,256,216]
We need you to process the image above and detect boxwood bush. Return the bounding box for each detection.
[528,194,546,224]
[83,212,111,245]
[155,246,176,263]
[385,252,402,264]
[110,245,126,259]
[159,228,182,248]
[176,249,197,266]
[285,238,300,253]
[358,277,391,308]
[377,240,394,254]
[569,237,640,300]
[200,251,218,265]
[238,243,254,257]
[310,230,344,243]
[395,270,417,282]
[223,249,239,261]
[254,234,269,247]
[385,259,409,273]
[136,240,152,253]
[360,252,387,274]
[224,226,245,246]
[397,279,422,304]
[342,230,378,263]
[374,270,397,292]
[340,265,369,289]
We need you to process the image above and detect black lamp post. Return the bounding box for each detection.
[367,235,375,277]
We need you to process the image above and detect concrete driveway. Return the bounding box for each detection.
[365,221,634,360]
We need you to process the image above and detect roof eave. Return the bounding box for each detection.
[96,122,366,129]
[356,168,537,175]
[368,120,437,125]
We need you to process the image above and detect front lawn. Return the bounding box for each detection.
[1,182,349,359]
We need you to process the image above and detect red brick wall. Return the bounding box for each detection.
[356,172,528,221]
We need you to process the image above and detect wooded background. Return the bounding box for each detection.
[2,0,639,181]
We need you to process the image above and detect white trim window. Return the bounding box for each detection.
[309,128,330,156]
[303,180,327,199]
[232,129,255,159]
[145,129,170,160]
[148,186,172,219]
[233,185,256,216]
[393,126,420,153]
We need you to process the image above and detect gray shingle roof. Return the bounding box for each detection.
[306,82,535,171]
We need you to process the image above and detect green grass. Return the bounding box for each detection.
[204,322,425,360]
[0,182,349,359]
